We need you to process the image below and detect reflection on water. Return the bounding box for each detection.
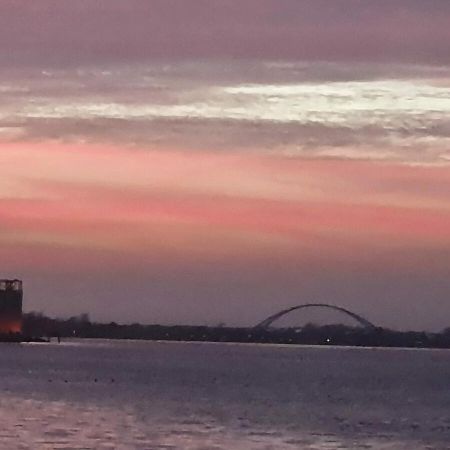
[0,340,449,449]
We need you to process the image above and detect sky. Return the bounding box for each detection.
[1,1,449,330]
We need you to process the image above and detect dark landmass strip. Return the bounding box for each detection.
[11,312,450,349]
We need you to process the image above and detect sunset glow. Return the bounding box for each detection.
[1,1,449,329]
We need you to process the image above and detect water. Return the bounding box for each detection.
[0,340,448,449]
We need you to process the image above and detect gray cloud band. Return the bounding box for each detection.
[1,1,450,66]
[1,62,449,164]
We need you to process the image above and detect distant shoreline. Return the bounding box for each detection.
[19,312,450,350]
[20,336,450,352]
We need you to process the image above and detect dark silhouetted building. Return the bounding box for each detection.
[0,279,23,335]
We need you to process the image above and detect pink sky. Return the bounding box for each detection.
[1,1,450,329]
[1,142,449,329]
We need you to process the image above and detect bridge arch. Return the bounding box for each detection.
[255,303,376,330]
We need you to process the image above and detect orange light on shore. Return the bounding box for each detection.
[0,319,22,334]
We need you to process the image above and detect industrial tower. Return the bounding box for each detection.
[0,279,23,335]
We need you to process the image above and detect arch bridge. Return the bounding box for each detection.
[255,303,376,330]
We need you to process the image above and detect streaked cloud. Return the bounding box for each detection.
[1,62,450,164]
[1,1,450,329]
[1,142,449,253]
[1,142,449,328]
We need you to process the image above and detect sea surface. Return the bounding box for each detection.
[0,340,449,450]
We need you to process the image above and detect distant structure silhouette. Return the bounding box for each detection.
[255,303,377,330]
[0,279,23,334]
